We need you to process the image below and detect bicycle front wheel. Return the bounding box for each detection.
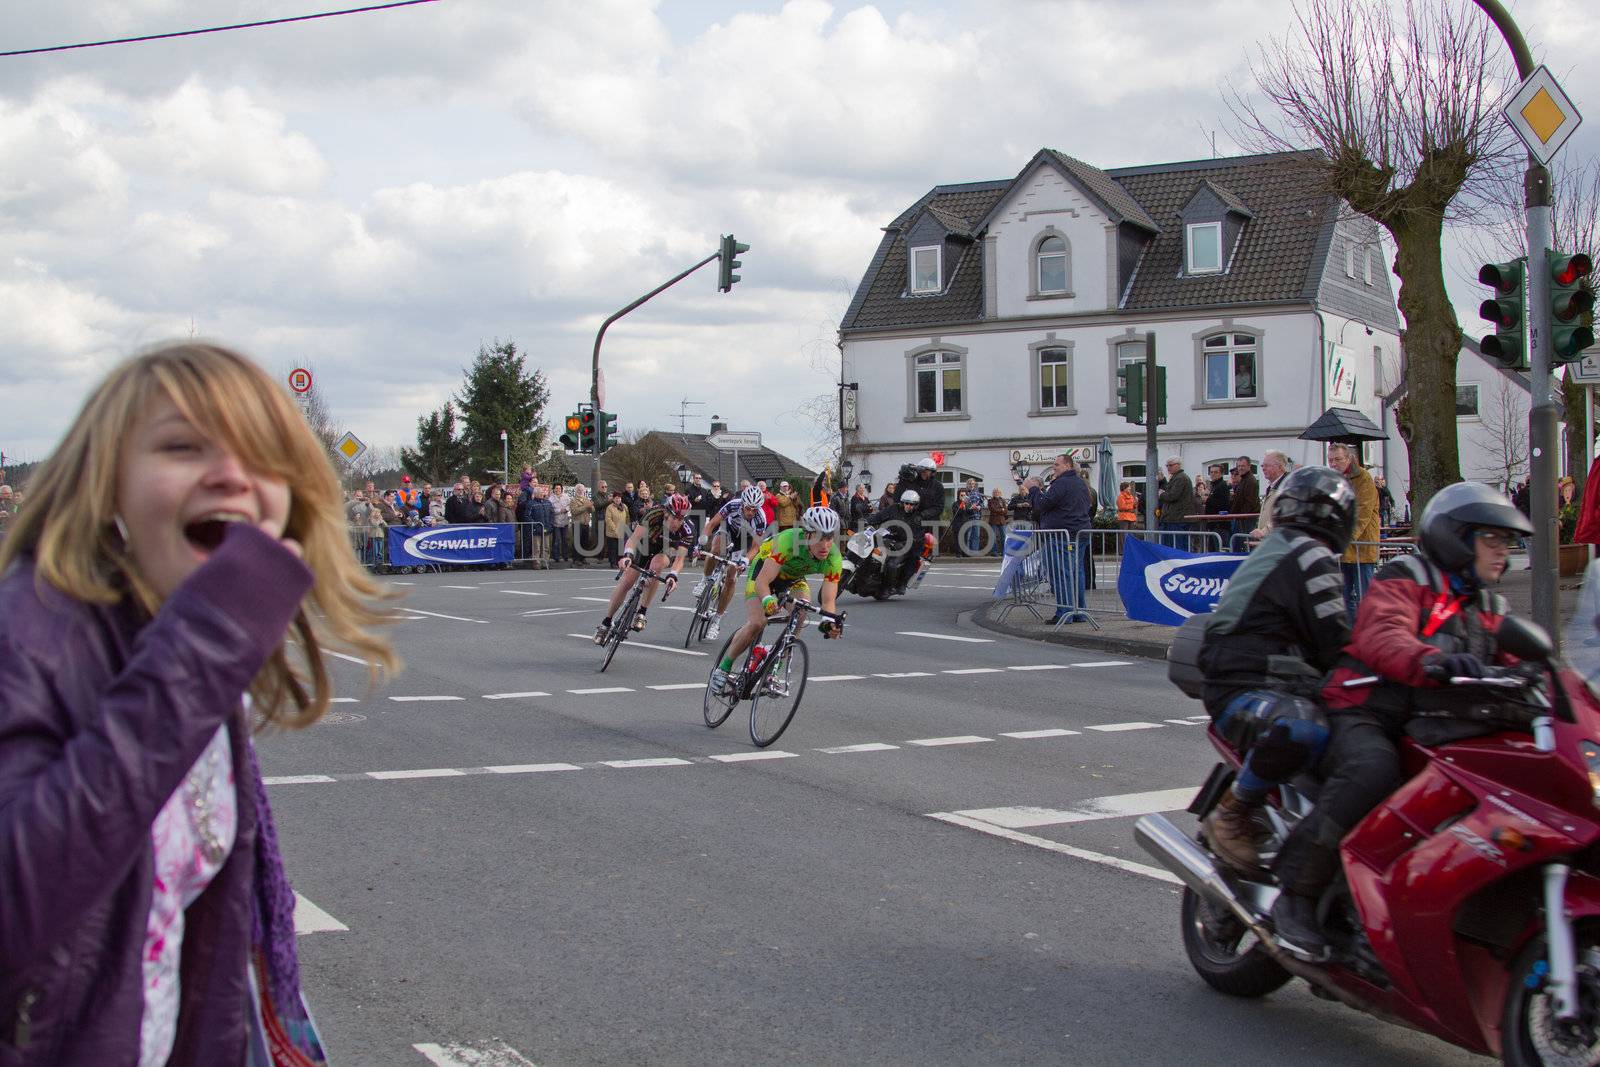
[703,635,737,728]
[601,598,633,673]
[685,578,715,648]
[749,639,808,748]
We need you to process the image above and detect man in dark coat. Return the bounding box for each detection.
[1025,454,1092,623]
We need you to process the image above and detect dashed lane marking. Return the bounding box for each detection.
[907,735,992,746]
[485,763,581,774]
[500,589,548,597]
[368,768,467,780]
[811,674,865,681]
[1166,718,1204,726]
[648,683,708,691]
[482,691,551,700]
[265,774,337,785]
[413,1040,539,1067]
[330,697,358,703]
[600,757,692,769]
[439,585,477,590]
[817,742,899,754]
[895,631,995,643]
[1007,664,1072,672]
[567,686,633,695]
[1001,728,1080,739]
[925,813,1180,886]
[519,607,592,618]
[1072,660,1136,668]
[1087,721,1164,732]
[873,671,934,679]
[326,650,373,667]
[943,667,1002,675]
[563,633,709,656]
[570,596,612,603]
[389,695,465,703]
[708,751,799,762]
[292,892,348,935]
[403,608,491,624]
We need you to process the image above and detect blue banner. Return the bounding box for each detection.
[386,524,515,567]
[992,528,1037,598]
[1116,537,1245,625]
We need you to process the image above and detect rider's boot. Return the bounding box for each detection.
[1200,788,1269,875]
[1270,892,1329,962]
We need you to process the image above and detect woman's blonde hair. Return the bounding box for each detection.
[0,342,398,730]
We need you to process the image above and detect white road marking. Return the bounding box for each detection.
[413,1040,539,1067]
[403,608,491,624]
[949,787,1196,829]
[925,813,1180,885]
[601,758,692,768]
[330,697,358,703]
[818,742,898,754]
[660,604,694,612]
[485,763,581,774]
[1166,718,1205,726]
[439,584,478,590]
[519,608,592,618]
[873,671,934,678]
[1087,721,1164,732]
[811,674,865,681]
[1071,660,1135,668]
[389,695,465,703]
[648,683,707,691]
[368,768,467,780]
[1001,728,1081,739]
[568,686,634,695]
[390,581,415,585]
[500,589,548,597]
[563,634,708,656]
[943,667,1002,675]
[708,751,799,762]
[1007,664,1072,672]
[293,892,348,934]
[571,596,612,603]
[896,631,994,643]
[326,650,372,666]
[265,774,338,785]
[907,735,992,746]
[482,691,551,700]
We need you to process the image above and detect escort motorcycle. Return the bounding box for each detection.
[840,524,933,600]
[1138,614,1600,1065]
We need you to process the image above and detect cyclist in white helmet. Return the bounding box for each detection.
[692,485,771,639]
[710,505,844,695]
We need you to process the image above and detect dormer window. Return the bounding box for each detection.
[910,245,941,293]
[1037,236,1068,293]
[1186,222,1222,275]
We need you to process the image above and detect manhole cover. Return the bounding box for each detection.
[321,711,366,725]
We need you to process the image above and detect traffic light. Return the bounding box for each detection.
[1150,366,1168,426]
[597,410,619,453]
[717,234,749,292]
[1548,251,1595,364]
[558,412,583,452]
[1116,362,1145,425]
[579,409,597,453]
[1477,258,1526,369]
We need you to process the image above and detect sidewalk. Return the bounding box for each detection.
[974,558,1587,662]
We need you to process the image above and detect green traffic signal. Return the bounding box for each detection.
[1477,258,1526,369]
[717,234,749,292]
[1116,363,1145,426]
[1549,251,1595,364]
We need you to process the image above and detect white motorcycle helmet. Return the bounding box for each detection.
[899,490,921,506]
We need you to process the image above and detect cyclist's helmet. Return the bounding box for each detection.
[1417,480,1532,573]
[741,486,764,508]
[665,493,691,517]
[899,489,920,506]
[801,506,840,535]
[1271,466,1357,553]
[915,457,937,471]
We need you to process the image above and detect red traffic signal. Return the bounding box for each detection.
[1552,253,1593,288]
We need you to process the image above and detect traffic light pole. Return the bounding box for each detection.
[587,250,721,500]
[1144,331,1158,530]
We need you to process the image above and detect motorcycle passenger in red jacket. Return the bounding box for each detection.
[1268,481,1534,960]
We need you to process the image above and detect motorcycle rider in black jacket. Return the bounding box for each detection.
[865,490,926,594]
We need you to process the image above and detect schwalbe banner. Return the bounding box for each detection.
[1117,536,1245,625]
[386,524,514,567]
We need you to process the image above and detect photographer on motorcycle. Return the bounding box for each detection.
[866,490,926,595]
[1196,467,1356,875]
[1269,481,1533,960]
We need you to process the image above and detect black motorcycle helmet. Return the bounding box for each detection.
[1271,465,1357,552]
[1417,480,1533,573]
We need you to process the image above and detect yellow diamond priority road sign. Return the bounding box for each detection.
[335,431,366,464]
[1504,65,1582,166]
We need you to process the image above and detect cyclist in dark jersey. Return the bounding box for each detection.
[594,493,697,642]
[710,506,844,694]
[693,485,770,640]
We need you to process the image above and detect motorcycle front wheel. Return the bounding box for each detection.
[1502,926,1600,1067]
[1180,887,1290,998]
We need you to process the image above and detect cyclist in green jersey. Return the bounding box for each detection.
[710,506,844,694]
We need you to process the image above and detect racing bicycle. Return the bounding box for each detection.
[598,564,674,672]
[702,590,846,747]
[684,548,743,648]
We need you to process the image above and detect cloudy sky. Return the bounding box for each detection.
[2,0,1595,469]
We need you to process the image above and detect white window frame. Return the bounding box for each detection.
[1106,338,1146,411]
[1032,344,1074,414]
[905,344,968,421]
[1345,243,1356,278]
[1185,222,1223,275]
[1036,236,1068,295]
[1364,246,1375,285]
[1456,383,1481,419]
[1193,328,1264,408]
[910,245,942,294]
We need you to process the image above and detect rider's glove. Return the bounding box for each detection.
[819,620,841,640]
[664,572,678,588]
[1425,652,1486,681]
[618,556,633,571]
[761,594,779,617]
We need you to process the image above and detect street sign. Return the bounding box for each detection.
[288,368,313,394]
[1567,351,1600,386]
[1504,65,1583,166]
[1327,346,1358,406]
[839,385,858,431]
[1009,446,1093,466]
[708,430,762,451]
[334,431,366,464]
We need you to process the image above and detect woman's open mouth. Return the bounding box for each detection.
[183,514,250,552]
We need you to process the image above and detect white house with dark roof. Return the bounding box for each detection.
[838,148,1405,510]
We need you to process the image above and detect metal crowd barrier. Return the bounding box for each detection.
[992,528,1096,630]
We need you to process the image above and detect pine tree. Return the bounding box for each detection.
[453,340,550,480]
[401,402,471,484]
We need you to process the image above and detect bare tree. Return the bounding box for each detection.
[1229,0,1516,508]
[1470,383,1529,490]
[600,430,681,489]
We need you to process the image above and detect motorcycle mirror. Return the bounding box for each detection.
[1497,617,1555,664]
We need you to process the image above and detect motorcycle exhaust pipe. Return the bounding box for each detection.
[1134,814,1272,941]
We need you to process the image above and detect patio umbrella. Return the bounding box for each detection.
[1097,435,1116,514]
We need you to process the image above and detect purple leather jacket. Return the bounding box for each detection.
[0,525,311,1065]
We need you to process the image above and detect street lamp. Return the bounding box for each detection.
[1014,461,1032,483]
[675,463,693,490]
[840,459,854,484]
[858,467,872,491]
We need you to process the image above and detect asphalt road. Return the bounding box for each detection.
[259,560,1474,1066]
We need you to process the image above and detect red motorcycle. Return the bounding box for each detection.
[1139,616,1600,1064]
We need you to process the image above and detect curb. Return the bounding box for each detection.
[971,601,1174,662]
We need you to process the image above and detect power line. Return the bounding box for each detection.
[0,0,443,59]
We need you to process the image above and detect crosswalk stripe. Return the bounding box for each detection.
[948,787,1196,829]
